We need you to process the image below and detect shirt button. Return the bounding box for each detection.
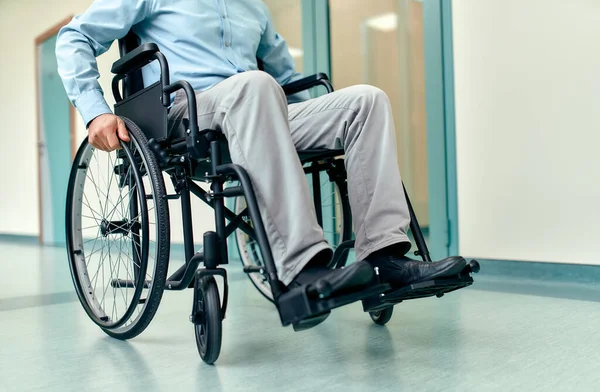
[222,14,227,18]
[225,41,230,47]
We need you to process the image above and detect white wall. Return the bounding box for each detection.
[0,0,214,241]
[453,0,600,264]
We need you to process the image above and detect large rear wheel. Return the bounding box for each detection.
[234,170,352,302]
[66,118,170,339]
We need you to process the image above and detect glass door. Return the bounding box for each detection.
[328,0,430,229]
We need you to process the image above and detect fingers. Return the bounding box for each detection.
[105,128,121,151]
[87,114,125,152]
[89,133,109,151]
[117,118,130,142]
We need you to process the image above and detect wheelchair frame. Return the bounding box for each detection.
[111,42,359,296]
[66,32,479,365]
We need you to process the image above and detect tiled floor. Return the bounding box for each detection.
[1,239,600,391]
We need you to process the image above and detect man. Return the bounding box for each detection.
[56,0,466,299]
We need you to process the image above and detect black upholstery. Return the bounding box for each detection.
[191,146,344,181]
[112,43,160,75]
[115,32,168,141]
[118,31,145,98]
[114,81,168,141]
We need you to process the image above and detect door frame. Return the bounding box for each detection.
[302,0,331,79]
[35,15,76,244]
[423,0,458,258]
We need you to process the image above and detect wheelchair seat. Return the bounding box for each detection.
[297,148,343,162]
[187,138,344,180]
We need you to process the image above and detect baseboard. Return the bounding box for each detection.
[475,258,600,286]
[0,234,39,244]
[1,234,596,286]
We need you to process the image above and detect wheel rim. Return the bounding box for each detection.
[67,137,161,331]
[234,175,348,301]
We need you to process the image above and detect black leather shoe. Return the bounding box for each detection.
[288,260,375,298]
[367,255,467,288]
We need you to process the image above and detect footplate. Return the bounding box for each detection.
[362,267,477,313]
[278,283,391,328]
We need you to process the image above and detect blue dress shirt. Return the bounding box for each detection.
[56,0,308,126]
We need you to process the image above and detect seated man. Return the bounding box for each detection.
[56,0,466,297]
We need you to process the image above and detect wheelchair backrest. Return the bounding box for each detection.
[117,30,266,95]
[114,30,265,142]
[115,30,168,141]
[118,31,145,98]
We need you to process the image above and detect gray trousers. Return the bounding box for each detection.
[168,71,410,285]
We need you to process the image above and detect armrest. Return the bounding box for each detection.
[282,73,334,96]
[111,43,160,75]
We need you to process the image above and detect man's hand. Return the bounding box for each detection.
[88,114,131,151]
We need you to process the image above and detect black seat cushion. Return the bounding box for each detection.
[190,142,344,181]
[298,149,344,162]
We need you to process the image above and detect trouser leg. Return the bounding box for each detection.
[168,71,330,286]
[288,84,412,261]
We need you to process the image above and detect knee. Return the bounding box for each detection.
[340,85,393,144]
[347,84,390,107]
[236,70,283,94]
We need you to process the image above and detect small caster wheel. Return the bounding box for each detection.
[369,307,394,326]
[194,275,222,365]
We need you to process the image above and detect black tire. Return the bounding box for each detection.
[370,307,394,326]
[66,117,170,340]
[194,276,223,365]
[234,174,352,303]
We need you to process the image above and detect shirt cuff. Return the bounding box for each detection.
[74,89,113,127]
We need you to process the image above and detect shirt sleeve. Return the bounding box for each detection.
[256,5,311,104]
[55,0,152,126]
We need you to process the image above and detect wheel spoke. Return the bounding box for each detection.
[105,180,136,222]
[86,166,105,218]
[120,245,147,268]
[115,236,130,316]
[105,151,118,214]
[101,239,117,316]
[84,234,103,267]
[108,240,118,321]
[121,236,131,308]
[81,198,103,223]
[122,236,152,288]
[87,172,121,217]
[86,242,108,260]
[98,238,107,307]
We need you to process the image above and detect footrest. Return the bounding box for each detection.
[278,283,391,328]
[362,275,474,313]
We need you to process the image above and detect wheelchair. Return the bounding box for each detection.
[65,32,480,365]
